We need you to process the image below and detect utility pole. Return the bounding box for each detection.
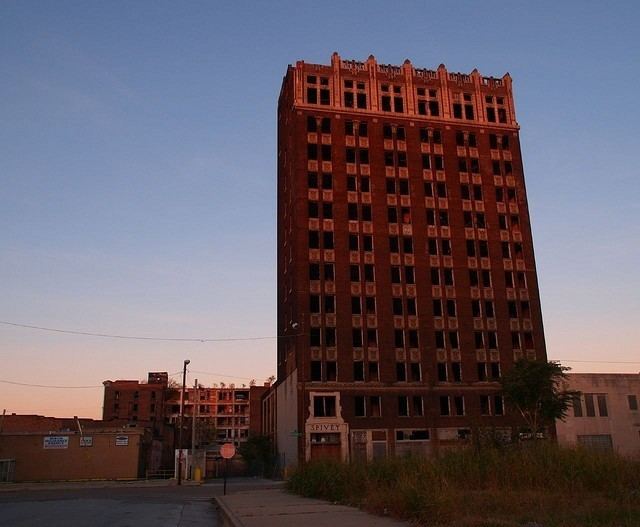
[177,359,190,486]
[191,379,198,480]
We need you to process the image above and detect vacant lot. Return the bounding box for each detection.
[288,443,640,527]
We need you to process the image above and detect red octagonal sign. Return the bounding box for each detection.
[220,443,236,459]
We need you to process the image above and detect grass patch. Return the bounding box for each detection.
[287,443,640,526]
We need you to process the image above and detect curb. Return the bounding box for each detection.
[215,496,245,527]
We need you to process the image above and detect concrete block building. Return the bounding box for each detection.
[557,373,640,456]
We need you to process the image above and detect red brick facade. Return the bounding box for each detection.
[277,53,547,464]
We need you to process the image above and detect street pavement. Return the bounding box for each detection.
[0,478,283,527]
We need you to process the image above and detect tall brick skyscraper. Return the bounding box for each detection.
[275,53,546,466]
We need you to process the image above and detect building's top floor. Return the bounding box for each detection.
[280,52,518,129]
[0,414,123,434]
[564,373,640,392]
[103,371,169,390]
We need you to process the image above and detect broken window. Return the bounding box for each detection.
[364,264,374,282]
[323,231,334,249]
[440,396,451,416]
[349,234,358,251]
[353,361,365,382]
[454,396,465,415]
[477,362,487,381]
[398,396,409,416]
[307,87,318,104]
[412,396,423,416]
[389,236,399,253]
[311,361,322,381]
[365,297,376,315]
[370,395,381,416]
[321,144,331,160]
[326,361,337,381]
[308,326,322,347]
[410,362,421,382]
[308,230,319,249]
[324,328,336,347]
[345,121,354,135]
[396,362,407,381]
[307,143,318,160]
[584,394,596,417]
[484,299,494,317]
[444,269,454,286]
[322,173,332,189]
[452,361,462,382]
[308,201,319,218]
[324,295,335,313]
[369,362,379,382]
[352,328,363,347]
[464,105,474,120]
[480,395,490,415]
[394,329,404,348]
[354,396,365,417]
[313,396,336,417]
[322,202,333,219]
[351,296,362,315]
[403,237,413,254]
[437,362,448,382]
[573,395,583,417]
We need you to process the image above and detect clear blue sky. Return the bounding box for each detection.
[1,1,639,418]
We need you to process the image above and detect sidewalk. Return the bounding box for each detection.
[0,478,202,492]
[216,487,409,527]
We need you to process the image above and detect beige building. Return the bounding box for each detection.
[557,373,640,457]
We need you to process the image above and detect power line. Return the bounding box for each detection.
[0,379,102,389]
[189,369,271,381]
[0,320,287,343]
[553,359,640,365]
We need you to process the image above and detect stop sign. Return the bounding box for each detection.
[220,443,236,459]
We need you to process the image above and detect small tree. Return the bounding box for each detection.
[500,360,579,439]
[238,435,275,477]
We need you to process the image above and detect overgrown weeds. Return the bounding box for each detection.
[287,443,640,526]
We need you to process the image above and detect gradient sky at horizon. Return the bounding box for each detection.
[1,1,639,419]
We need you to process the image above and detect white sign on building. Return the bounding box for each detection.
[43,436,69,449]
[115,435,129,446]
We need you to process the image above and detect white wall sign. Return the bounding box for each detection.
[115,435,129,446]
[43,436,69,449]
[80,436,93,447]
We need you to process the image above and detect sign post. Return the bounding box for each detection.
[220,442,236,496]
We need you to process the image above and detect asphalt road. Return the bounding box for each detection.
[0,478,283,527]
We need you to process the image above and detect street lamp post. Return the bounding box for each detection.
[177,359,190,486]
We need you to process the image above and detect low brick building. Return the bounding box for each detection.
[0,415,150,482]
